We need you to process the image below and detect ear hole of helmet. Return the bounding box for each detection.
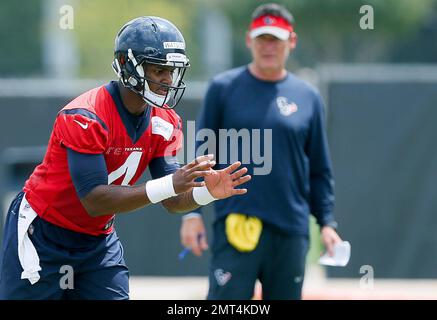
[118,52,144,92]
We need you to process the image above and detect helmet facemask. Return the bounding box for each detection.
[112,48,189,109]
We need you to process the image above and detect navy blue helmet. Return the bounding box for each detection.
[112,16,190,109]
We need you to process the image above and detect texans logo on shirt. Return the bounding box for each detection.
[214,269,232,286]
[264,16,274,25]
[276,96,298,116]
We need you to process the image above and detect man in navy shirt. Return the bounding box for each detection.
[180,3,342,299]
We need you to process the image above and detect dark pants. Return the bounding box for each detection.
[208,217,309,300]
[0,192,129,300]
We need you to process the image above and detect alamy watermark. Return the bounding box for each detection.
[359,5,374,30]
[59,5,74,30]
[166,121,273,175]
[59,264,74,290]
[359,264,374,289]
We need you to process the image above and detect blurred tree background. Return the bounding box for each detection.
[215,0,437,70]
[1,0,436,77]
[0,0,43,76]
[74,0,199,78]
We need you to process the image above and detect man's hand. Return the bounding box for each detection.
[172,155,216,194]
[321,226,342,256]
[180,215,208,256]
[204,161,251,199]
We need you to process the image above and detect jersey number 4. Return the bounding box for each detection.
[108,151,142,185]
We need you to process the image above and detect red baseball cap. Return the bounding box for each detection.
[249,14,294,40]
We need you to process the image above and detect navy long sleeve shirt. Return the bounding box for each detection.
[195,66,335,235]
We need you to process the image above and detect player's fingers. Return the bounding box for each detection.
[185,161,214,175]
[187,170,213,181]
[223,161,242,174]
[231,188,248,195]
[187,181,206,188]
[230,167,248,180]
[186,154,214,168]
[232,175,251,187]
[186,160,216,174]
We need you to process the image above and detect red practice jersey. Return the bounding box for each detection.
[24,82,183,235]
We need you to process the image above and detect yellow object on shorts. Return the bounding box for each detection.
[225,213,263,252]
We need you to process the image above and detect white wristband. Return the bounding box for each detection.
[145,174,177,204]
[192,186,216,206]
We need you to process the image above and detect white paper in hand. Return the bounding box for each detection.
[319,241,351,267]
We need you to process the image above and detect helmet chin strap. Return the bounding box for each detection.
[142,85,170,107]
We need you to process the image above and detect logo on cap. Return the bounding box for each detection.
[264,16,274,25]
[249,14,293,41]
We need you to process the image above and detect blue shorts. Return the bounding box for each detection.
[0,192,129,300]
[207,217,309,300]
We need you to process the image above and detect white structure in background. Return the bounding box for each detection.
[200,8,232,78]
[42,0,79,78]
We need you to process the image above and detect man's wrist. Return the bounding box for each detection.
[182,212,202,221]
[145,174,177,204]
[321,220,338,230]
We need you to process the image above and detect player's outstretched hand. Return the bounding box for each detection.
[205,161,251,200]
[172,154,216,194]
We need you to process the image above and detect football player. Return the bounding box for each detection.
[0,16,250,300]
